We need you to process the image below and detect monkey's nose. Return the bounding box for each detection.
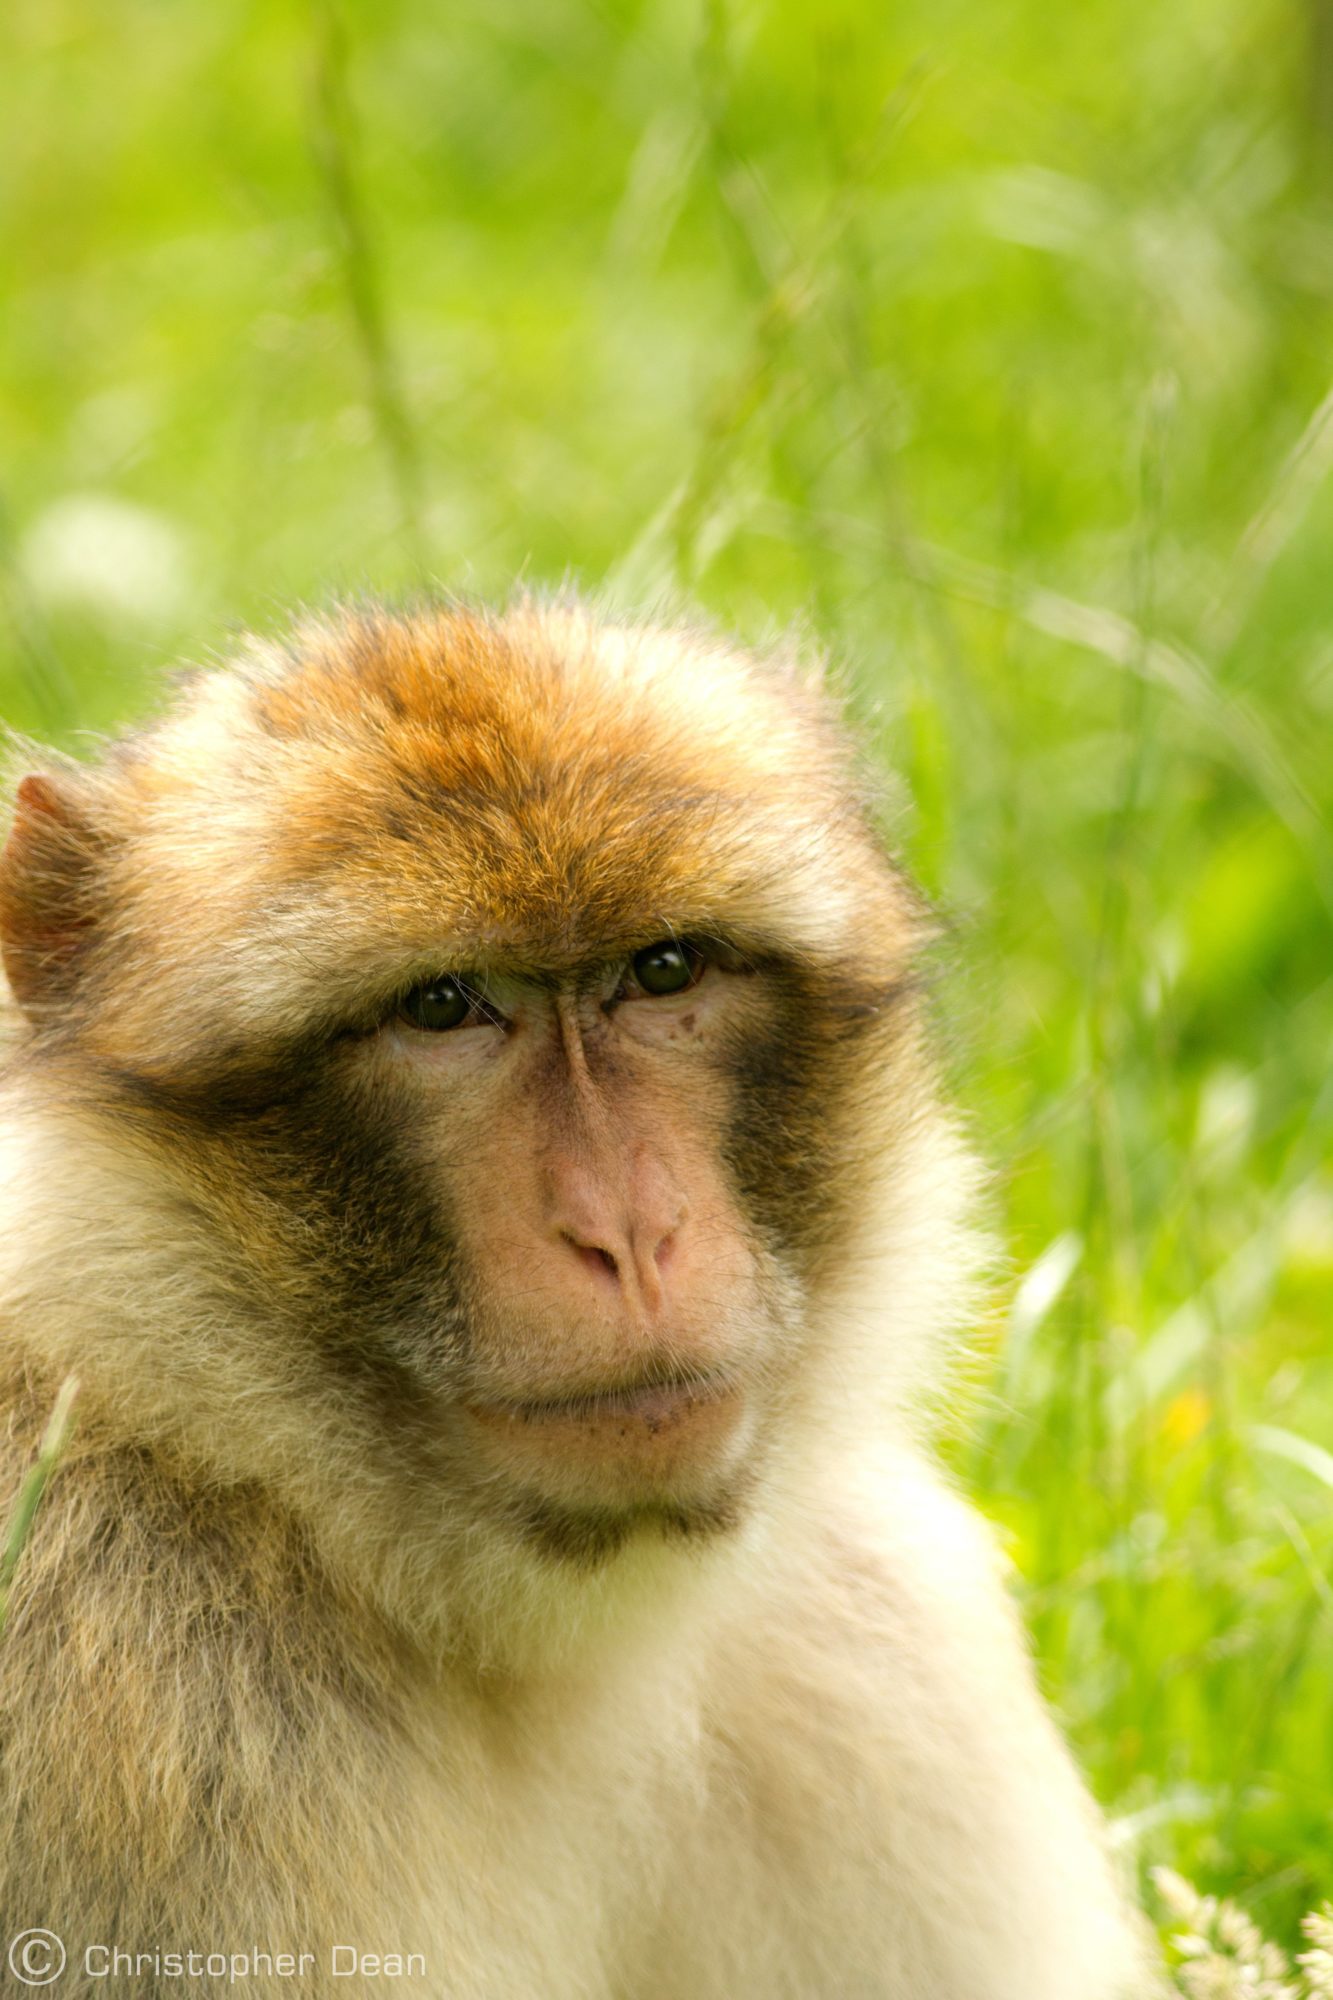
[543,1140,689,1315]
[557,1209,683,1314]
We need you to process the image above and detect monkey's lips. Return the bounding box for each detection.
[463,1374,751,1496]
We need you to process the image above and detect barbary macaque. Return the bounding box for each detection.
[0,602,1155,1997]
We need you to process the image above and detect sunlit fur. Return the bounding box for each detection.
[0,601,1157,1997]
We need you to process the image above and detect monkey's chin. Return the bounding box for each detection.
[462,1377,756,1517]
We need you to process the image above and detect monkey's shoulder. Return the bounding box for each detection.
[653,1464,1152,2000]
[698,1449,1107,1855]
[734,1447,1026,1679]
[0,1416,400,1778]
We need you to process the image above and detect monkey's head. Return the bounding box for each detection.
[0,604,973,1639]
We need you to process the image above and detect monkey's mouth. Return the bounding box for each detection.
[474,1373,735,1430]
[462,1373,752,1497]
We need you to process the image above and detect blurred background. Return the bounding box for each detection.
[3,0,1331,1948]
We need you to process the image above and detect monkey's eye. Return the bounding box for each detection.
[399,976,485,1033]
[627,939,705,998]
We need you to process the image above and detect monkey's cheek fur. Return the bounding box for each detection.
[463,1377,756,1507]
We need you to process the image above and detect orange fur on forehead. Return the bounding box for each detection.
[18,602,924,1061]
[124,601,913,970]
[253,606,790,941]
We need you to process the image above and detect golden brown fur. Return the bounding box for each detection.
[0,601,1156,1996]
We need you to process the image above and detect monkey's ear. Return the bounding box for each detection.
[0,774,106,1020]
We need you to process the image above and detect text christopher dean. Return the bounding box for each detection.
[81,1944,425,1981]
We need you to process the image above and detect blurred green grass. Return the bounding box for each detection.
[4,0,1332,1942]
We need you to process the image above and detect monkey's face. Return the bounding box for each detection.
[345,937,798,1544]
[1,604,926,1567]
[207,907,901,1567]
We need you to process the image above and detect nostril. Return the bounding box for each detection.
[561,1233,620,1284]
[653,1228,678,1272]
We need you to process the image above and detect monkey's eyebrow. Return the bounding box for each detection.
[388,928,760,989]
